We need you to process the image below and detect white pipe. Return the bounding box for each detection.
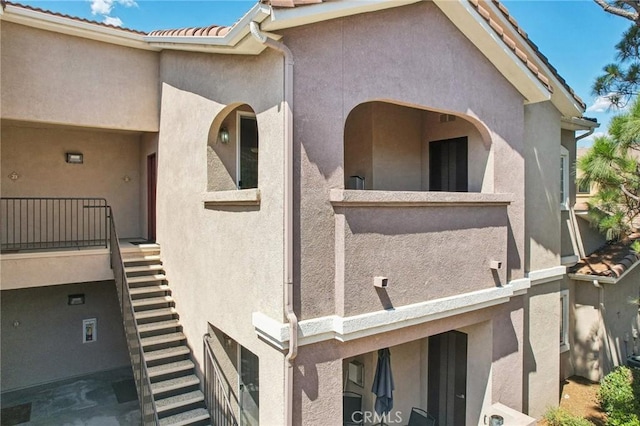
[249,20,298,426]
[576,126,596,141]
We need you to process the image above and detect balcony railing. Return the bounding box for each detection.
[204,334,239,426]
[1,197,108,251]
[109,208,159,425]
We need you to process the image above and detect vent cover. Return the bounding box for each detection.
[439,114,457,123]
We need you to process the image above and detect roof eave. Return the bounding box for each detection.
[144,3,273,54]
[261,0,421,31]
[432,0,550,105]
[0,3,157,51]
[483,0,584,117]
[561,116,600,131]
[569,254,640,284]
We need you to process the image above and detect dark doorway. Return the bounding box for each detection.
[429,137,468,192]
[147,153,157,242]
[428,330,468,426]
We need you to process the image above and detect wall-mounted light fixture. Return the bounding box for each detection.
[123,175,131,183]
[68,294,86,305]
[66,153,83,164]
[219,127,230,144]
[8,171,19,181]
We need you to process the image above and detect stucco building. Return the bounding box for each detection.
[2,0,634,425]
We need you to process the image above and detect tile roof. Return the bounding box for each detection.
[260,0,322,7]
[570,234,640,279]
[1,0,147,35]
[148,25,230,37]
[471,0,586,109]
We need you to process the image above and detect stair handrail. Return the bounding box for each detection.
[204,333,239,426]
[109,207,160,426]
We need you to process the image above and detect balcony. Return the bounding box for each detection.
[331,189,513,317]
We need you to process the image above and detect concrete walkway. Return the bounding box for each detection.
[1,367,141,425]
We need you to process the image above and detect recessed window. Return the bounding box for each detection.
[577,179,590,194]
[560,289,570,352]
[237,112,259,190]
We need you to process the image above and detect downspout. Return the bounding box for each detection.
[576,126,596,141]
[593,279,612,376]
[249,20,298,426]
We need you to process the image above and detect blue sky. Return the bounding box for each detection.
[15,0,633,145]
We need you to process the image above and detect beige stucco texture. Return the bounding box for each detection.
[1,22,159,131]
[154,50,287,425]
[1,123,144,238]
[571,269,640,381]
[283,1,527,320]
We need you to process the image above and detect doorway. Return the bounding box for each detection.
[429,137,468,192]
[147,153,157,242]
[428,330,468,426]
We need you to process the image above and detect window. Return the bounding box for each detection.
[560,289,570,352]
[429,137,468,192]
[237,112,258,189]
[560,146,569,210]
[577,179,590,194]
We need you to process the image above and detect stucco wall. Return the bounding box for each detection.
[524,101,562,272]
[0,281,129,391]
[576,216,607,256]
[572,268,640,381]
[523,280,561,418]
[293,303,519,425]
[283,0,526,320]
[0,22,159,131]
[1,122,143,238]
[156,49,286,425]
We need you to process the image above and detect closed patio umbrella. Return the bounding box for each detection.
[371,348,395,422]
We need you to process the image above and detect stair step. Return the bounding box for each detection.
[151,375,200,395]
[148,360,195,378]
[134,307,177,320]
[138,319,181,334]
[155,390,204,413]
[124,255,162,264]
[141,332,185,348]
[145,346,191,362]
[125,264,164,274]
[128,274,166,284]
[158,408,210,426]
[130,284,171,296]
[132,296,174,308]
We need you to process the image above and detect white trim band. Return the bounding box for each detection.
[253,277,531,349]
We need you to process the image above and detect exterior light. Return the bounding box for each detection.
[219,127,230,144]
[66,153,83,164]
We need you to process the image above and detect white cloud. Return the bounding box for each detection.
[586,94,623,113]
[103,15,123,27]
[91,0,113,15]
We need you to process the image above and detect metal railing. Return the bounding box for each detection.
[109,208,159,426]
[1,197,108,251]
[204,334,239,426]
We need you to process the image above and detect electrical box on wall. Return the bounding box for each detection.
[83,318,97,343]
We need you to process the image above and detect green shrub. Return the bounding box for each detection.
[599,366,640,426]
[543,407,594,426]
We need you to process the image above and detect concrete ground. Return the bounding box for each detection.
[0,367,141,425]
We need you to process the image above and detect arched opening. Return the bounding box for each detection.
[344,101,492,192]
[207,103,259,191]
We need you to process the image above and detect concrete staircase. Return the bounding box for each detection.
[122,243,210,426]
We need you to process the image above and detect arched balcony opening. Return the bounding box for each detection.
[344,101,492,193]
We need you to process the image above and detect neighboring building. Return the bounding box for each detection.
[562,146,640,383]
[1,0,614,425]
